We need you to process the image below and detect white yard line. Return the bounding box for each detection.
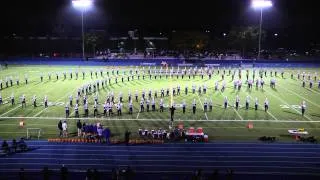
[247,94,279,121]
[266,109,279,121]
[2,123,320,130]
[0,78,53,117]
[32,89,77,117]
[2,116,319,122]
[278,86,320,108]
[306,88,320,96]
[266,90,312,121]
[219,91,243,120]
[0,105,22,117]
[196,94,208,120]
[232,106,244,120]
[136,110,140,119]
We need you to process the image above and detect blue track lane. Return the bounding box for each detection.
[0,141,320,179]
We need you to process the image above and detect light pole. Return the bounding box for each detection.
[72,0,93,59]
[251,0,272,60]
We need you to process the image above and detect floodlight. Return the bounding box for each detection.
[251,0,272,9]
[72,0,93,8]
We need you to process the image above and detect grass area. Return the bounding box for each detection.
[0,65,320,141]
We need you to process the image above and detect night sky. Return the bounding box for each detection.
[1,0,319,44]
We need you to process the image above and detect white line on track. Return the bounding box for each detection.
[0,163,319,170]
[1,158,319,164]
[0,168,318,176]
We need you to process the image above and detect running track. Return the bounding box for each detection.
[0,141,320,179]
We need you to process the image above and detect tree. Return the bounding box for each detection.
[84,31,105,57]
[170,31,210,50]
[229,26,266,57]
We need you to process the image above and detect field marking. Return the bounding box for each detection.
[287,80,320,96]
[136,110,140,119]
[278,86,320,108]
[266,90,312,121]
[306,87,320,96]
[32,89,77,117]
[1,116,320,123]
[0,105,22,117]
[2,123,320,130]
[196,94,208,120]
[247,94,279,121]
[219,91,243,120]
[0,77,43,116]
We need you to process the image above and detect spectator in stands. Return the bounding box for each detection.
[62,120,68,137]
[125,130,131,145]
[124,166,134,179]
[18,138,27,152]
[11,139,17,153]
[41,166,51,180]
[77,120,82,137]
[111,168,119,180]
[58,120,63,137]
[60,165,68,180]
[19,168,25,180]
[93,169,100,180]
[210,169,219,180]
[1,140,9,154]
[86,168,93,180]
[192,169,202,180]
[226,169,234,180]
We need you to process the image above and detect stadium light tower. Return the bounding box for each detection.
[72,0,93,59]
[251,0,272,60]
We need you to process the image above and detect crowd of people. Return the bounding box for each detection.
[1,138,28,155]
[57,120,111,142]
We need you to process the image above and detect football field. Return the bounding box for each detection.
[0,65,320,141]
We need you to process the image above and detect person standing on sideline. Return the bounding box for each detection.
[77,120,82,137]
[301,101,306,116]
[170,105,176,122]
[58,120,63,137]
[264,98,269,112]
[62,120,68,137]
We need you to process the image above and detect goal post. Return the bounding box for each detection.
[27,128,42,140]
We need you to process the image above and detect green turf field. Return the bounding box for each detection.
[0,65,320,141]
